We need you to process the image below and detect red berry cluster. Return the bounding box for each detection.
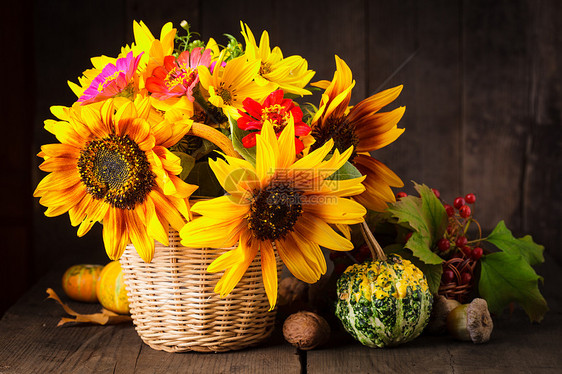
[436,191,486,300]
[439,192,483,261]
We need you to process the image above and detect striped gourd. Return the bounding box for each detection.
[62,264,104,303]
[335,254,433,348]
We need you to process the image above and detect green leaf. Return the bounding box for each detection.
[486,220,545,266]
[405,232,443,265]
[386,183,446,265]
[171,152,196,180]
[479,251,548,322]
[416,262,443,296]
[414,182,447,242]
[228,115,256,165]
[326,161,362,181]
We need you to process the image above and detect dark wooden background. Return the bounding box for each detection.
[2,0,560,316]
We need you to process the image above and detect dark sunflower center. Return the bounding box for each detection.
[310,116,359,162]
[259,62,272,76]
[248,182,303,241]
[217,82,235,105]
[77,134,155,210]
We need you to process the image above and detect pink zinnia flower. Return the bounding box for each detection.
[146,47,212,101]
[78,51,143,104]
[237,90,311,154]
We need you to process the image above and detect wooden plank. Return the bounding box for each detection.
[0,0,33,315]
[461,0,532,234]
[199,0,277,49]
[0,270,300,374]
[307,310,562,373]
[521,0,562,263]
[124,0,202,42]
[365,1,463,199]
[197,0,366,99]
[277,0,367,98]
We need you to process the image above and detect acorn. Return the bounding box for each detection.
[446,298,493,343]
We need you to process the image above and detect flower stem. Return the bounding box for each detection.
[188,122,242,159]
[359,220,387,262]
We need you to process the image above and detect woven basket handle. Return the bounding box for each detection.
[187,121,243,159]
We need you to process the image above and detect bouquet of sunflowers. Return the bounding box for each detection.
[34,20,405,312]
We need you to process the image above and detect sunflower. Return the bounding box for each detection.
[34,98,198,262]
[310,55,405,211]
[179,120,367,309]
[197,54,275,118]
[240,22,315,96]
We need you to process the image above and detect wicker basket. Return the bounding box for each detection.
[438,255,476,303]
[119,228,280,353]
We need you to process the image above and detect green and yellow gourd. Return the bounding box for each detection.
[335,223,433,348]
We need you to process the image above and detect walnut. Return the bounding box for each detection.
[282,311,330,350]
[278,276,308,306]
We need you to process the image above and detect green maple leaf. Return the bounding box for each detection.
[386,183,446,265]
[228,115,256,165]
[485,220,545,266]
[479,251,548,322]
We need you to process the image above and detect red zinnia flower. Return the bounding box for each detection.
[146,47,211,101]
[237,90,310,154]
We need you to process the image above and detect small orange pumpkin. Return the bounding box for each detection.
[61,264,104,303]
[96,261,130,314]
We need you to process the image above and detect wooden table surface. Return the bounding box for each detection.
[1,257,561,374]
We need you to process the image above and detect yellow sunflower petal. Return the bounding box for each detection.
[351,85,403,115]
[276,117,296,169]
[190,196,249,221]
[39,157,76,172]
[126,118,151,147]
[43,120,86,149]
[180,216,244,248]
[81,104,110,139]
[39,143,80,159]
[290,139,334,171]
[293,213,353,251]
[289,232,327,274]
[102,208,129,260]
[260,240,278,310]
[126,209,155,263]
[275,235,322,283]
[34,169,80,194]
[213,233,259,298]
[144,194,169,246]
[207,244,245,274]
[39,183,85,207]
[149,190,187,231]
[309,176,366,197]
[357,127,405,152]
[255,122,277,183]
[302,196,366,224]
